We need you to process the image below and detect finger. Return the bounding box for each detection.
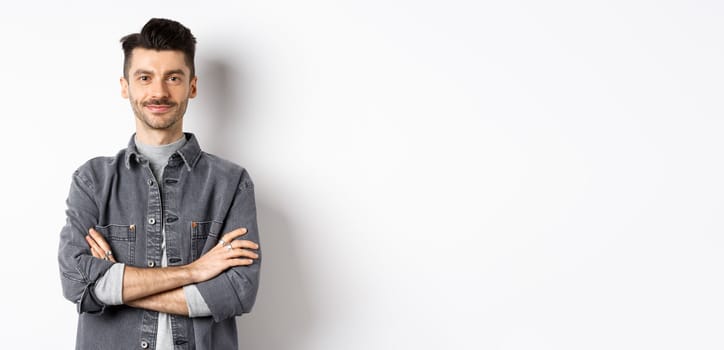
[89,228,117,261]
[230,239,260,250]
[227,248,260,260]
[85,234,100,255]
[238,249,260,259]
[88,228,113,253]
[90,242,108,260]
[229,258,255,267]
[85,235,104,259]
[89,244,101,259]
[219,227,248,243]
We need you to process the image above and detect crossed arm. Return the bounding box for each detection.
[85,227,259,316]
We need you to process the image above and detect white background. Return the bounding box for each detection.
[0,1,722,349]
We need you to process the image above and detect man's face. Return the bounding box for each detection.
[121,48,197,132]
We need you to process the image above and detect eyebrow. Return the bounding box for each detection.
[133,70,153,77]
[133,69,187,77]
[164,69,187,76]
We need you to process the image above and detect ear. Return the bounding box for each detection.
[189,75,198,99]
[120,77,129,99]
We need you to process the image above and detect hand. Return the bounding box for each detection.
[86,228,117,263]
[188,227,259,283]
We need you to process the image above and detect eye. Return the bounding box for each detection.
[168,76,180,82]
[139,75,150,81]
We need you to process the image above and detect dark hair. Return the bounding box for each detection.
[120,18,197,78]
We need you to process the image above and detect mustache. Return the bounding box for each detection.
[143,99,177,107]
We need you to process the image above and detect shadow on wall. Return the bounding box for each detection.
[198,56,315,349]
[237,202,314,349]
[196,58,237,155]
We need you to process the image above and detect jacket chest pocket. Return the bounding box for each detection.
[191,221,216,261]
[94,224,136,263]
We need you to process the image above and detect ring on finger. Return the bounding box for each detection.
[105,250,113,258]
[225,244,233,251]
[218,239,226,246]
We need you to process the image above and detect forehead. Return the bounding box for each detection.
[129,48,190,75]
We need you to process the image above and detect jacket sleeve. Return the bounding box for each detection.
[195,169,261,322]
[58,169,115,314]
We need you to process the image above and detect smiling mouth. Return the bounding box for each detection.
[144,104,174,113]
[142,97,178,114]
[146,105,171,112]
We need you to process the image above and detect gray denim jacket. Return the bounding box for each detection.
[58,133,261,350]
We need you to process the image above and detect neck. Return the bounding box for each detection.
[135,122,184,145]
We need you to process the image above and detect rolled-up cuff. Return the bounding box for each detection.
[196,273,243,322]
[93,263,125,305]
[183,284,212,317]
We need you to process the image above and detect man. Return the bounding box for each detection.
[58,18,261,350]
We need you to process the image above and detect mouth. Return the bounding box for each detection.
[144,104,174,114]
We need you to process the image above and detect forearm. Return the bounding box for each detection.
[122,265,195,302]
[126,288,189,316]
[107,230,255,304]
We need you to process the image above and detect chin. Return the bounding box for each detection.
[141,117,178,130]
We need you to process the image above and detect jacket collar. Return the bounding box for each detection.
[124,132,202,171]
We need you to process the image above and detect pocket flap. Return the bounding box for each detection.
[94,224,135,241]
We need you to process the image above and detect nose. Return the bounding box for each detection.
[149,78,169,99]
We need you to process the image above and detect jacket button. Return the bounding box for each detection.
[148,217,156,225]
[140,340,149,348]
[147,179,154,186]
[147,261,155,268]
